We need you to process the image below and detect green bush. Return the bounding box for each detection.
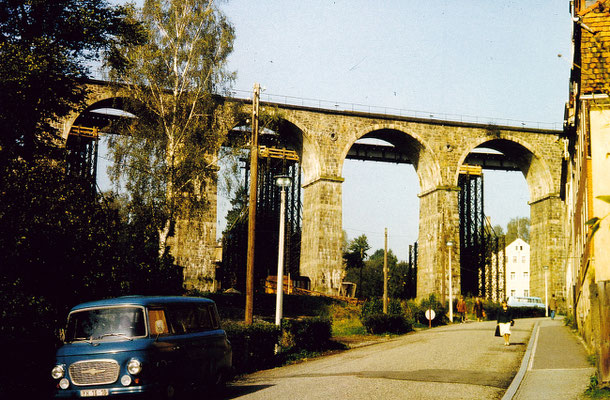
[361,298,403,318]
[203,293,336,320]
[223,321,281,374]
[361,313,413,334]
[281,316,332,352]
[484,303,545,320]
[403,300,420,321]
[563,312,576,329]
[417,294,448,326]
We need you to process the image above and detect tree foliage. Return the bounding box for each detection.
[343,234,370,270]
[389,260,415,300]
[347,248,395,299]
[505,216,530,244]
[0,0,142,161]
[343,235,370,297]
[0,160,183,398]
[0,2,174,396]
[106,0,241,254]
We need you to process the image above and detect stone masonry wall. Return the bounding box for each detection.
[63,82,566,300]
[172,176,219,292]
[529,195,566,300]
[300,177,344,295]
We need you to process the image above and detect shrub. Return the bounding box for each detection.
[361,298,403,318]
[281,317,332,352]
[403,300,420,322]
[204,293,336,320]
[417,294,448,326]
[484,303,545,320]
[483,302,502,321]
[563,312,576,329]
[361,313,413,334]
[223,321,281,374]
[330,303,367,336]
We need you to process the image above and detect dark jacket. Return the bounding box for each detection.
[497,307,514,324]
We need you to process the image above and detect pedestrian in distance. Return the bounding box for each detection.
[473,297,485,322]
[549,294,557,320]
[456,296,467,323]
[496,300,514,346]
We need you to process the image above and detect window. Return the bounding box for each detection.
[513,256,517,263]
[522,256,526,263]
[511,290,516,296]
[524,272,529,279]
[511,272,516,280]
[149,309,169,335]
[524,290,529,296]
[66,307,146,341]
[167,304,218,334]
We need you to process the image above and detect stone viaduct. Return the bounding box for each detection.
[59,80,565,300]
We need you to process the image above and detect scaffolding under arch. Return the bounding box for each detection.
[458,165,506,301]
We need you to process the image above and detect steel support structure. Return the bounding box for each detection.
[221,145,302,293]
[458,166,505,299]
[458,170,485,297]
[65,126,99,194]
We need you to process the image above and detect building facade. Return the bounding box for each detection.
[562,0,610,383]
[505,238,530,298]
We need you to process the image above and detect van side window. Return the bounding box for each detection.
[196,306,213,330]
[167,307,189,334]
[208,305,220,329]
[166,305,215,334]
[148,309,169,335]
[168,304,220,334]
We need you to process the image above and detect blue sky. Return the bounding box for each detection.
[104,1,572,261]
[218,1,572,260]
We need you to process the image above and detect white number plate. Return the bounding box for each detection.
[80,389,109,397]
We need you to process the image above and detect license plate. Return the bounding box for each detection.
[80,389,109,397]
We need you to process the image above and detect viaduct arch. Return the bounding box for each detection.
[59,80,565,300]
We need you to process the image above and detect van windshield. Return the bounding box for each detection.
[65,307,146,342]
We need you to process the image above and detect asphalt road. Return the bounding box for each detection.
[223,319,535,400]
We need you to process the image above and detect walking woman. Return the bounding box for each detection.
[474,297,485,321]
[496,300,514,346]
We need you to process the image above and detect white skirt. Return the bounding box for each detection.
[498,322,511,336]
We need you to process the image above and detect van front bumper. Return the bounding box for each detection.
[54,383,157,398]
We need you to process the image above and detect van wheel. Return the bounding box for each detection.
[163,384,175,399]
[213,370,224,386]
[214,369,229,395]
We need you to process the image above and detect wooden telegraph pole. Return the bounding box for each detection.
[383,228,388,314]
[245,83,260,325]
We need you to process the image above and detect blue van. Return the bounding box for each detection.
[51,296,232,398]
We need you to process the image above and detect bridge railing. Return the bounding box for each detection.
[230,89,563,131]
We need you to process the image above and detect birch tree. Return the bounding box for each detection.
[107,0,240,256]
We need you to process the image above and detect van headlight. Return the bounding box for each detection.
[51,365,65,379]
[127,359,142,375]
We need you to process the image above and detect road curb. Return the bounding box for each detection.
[501,320,540,400]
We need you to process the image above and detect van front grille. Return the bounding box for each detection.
[69,360,119,386]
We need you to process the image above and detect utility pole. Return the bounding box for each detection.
[383,228,388,314]
[359,247,363,299]
[245,83,260,325]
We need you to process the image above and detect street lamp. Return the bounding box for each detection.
[274,174,292,326]
[544,265,549,317]
[447,240,454,323]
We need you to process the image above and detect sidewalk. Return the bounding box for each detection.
[503,317,594,400]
